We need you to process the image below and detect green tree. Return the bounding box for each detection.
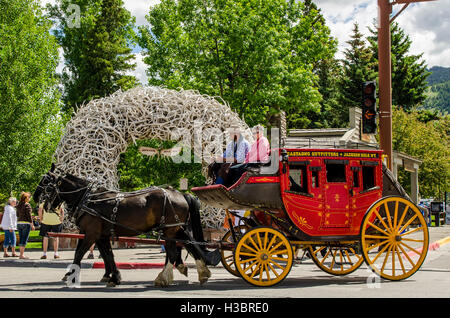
[392,107,449,199]
[368,22,430,111]
[48,0,138,113]
[117,140,205,191]
[0,0,65,201]
[338,22,377,126]
[138,0,337,128]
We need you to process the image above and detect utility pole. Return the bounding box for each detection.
[377,0,436,170]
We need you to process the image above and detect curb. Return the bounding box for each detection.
[429,236,450,251]
[92,262,165,269]
[403,235,450,259]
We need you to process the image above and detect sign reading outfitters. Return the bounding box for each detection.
[287,150,379,159]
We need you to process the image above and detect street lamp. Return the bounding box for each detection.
[377,0,436,170]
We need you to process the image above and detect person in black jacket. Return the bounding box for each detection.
[16,192,35,259]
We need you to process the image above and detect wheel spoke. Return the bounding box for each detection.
[242,243,258,254]
[268,262,281,278]
[373,209,391,233]
[249,263,262,278]
[399,214,418,234]
[368,221,391,237]
[256,232,263,250]
[366,239,389,252]
[398,243,416,267]
[392,246,395,276]
[384,202,394,230]
[371,241,391,263]
[395,246,407,275]
[321,249,332,265]
[399,241,422,256]
[400,226,423,237]
[268,241,284,254]
[248,236,260,251]
[380,244,393,273]
[396,205,410,232]
[401,238,424,243]
[240,257,258,264]
[312,246,326,257]
[393,200,399,230]
[364,234,389,240]
[263,231,269,250]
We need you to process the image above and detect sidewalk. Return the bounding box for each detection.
[1,224,450,269]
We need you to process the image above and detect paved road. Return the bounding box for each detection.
[0,225,449,302]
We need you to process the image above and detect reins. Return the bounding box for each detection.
[47,176,189,240]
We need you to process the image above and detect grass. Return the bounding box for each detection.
[1,230,43,250]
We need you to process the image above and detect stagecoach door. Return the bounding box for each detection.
[322,160,352,228]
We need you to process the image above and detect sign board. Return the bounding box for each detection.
[179,178,188,190]
[139,147,159,156]
[403,161,415,173]
[160,147,182,157]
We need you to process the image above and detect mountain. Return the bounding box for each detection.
[423,66,450,114]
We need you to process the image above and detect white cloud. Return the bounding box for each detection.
[317,0,450,67]
[128,52,149,85]
[42,0,449,81]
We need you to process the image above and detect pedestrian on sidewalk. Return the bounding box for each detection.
[38,202,64,259]
[16,192,35,259]
[1,197,18,257]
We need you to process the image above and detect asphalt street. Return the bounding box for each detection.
[0,225,449,301]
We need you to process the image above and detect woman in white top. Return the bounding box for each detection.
[1,197,18,257]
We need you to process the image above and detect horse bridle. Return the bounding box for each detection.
[38,173,89,213]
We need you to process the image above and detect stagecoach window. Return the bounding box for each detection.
[362,166,375,190]
[312,171,319,188]
[353,171,359,188]
[326,164,346,183]
[289,165,308,193]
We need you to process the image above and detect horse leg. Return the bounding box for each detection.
[154,240,177,287]
[174,246,188,277]
[95,238,112,283]
[62,236,95,285]
[180,235,211,285]
[99,238,121,287]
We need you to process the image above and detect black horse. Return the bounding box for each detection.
[33,164,219,287]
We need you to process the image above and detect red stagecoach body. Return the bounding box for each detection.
[193,148,386,239]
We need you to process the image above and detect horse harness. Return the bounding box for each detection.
[44,176,188,241]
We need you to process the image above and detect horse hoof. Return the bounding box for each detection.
[199,278,209,285]
[61,275,68,282]
[176,264,188,277]
[106,281,116,287]
[100,276,110,283]
[154,278,169,288]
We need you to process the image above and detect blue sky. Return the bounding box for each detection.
[42,0,450,85]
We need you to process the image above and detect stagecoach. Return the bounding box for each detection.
[192,148,429,287]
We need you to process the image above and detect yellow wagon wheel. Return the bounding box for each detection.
[234,227,293,287]
[308,244,364,276]
[360,196,429,281]
[221,225,250,277]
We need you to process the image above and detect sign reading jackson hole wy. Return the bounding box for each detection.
[287,151,380,159]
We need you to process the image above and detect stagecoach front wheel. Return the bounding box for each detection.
[308,244,364,276]
[234,227,293,287]
[360,196,429,281]
[221,225,250,277]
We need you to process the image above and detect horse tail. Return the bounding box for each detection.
[183,193,221,266]
[183,193,205,244]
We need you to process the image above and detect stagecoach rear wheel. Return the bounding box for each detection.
[234,227,293,287]
[360,196,429,281]
[221,225,250,277]
[308,244,364,276]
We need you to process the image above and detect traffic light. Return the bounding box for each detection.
[361,81,377,134]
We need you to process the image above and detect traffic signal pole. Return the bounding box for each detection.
[377,0,393,169]
[377,0,435,170]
